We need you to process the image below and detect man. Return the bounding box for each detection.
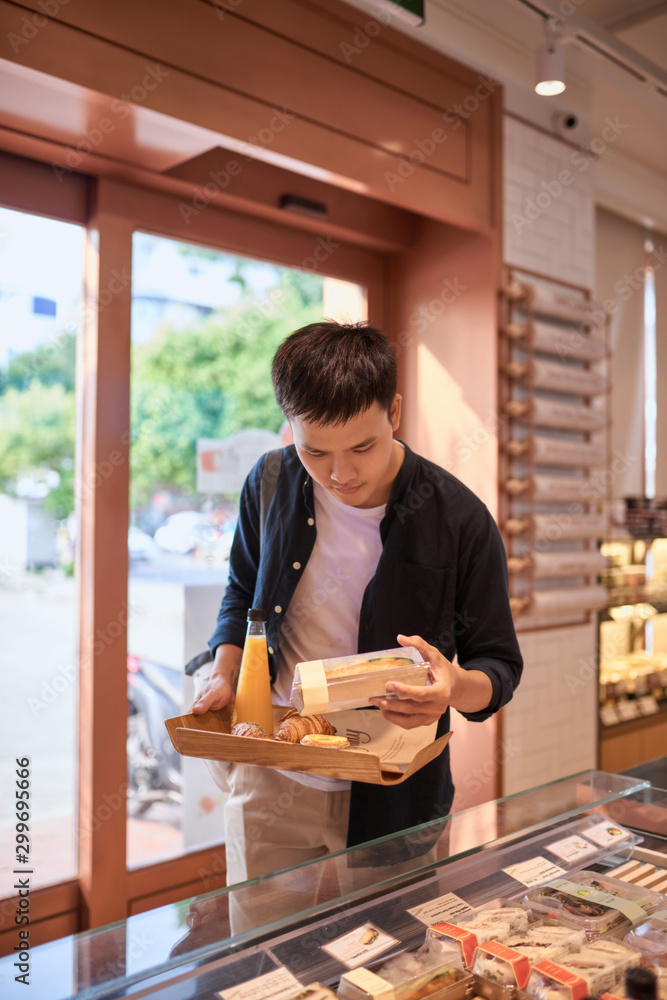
[190,320,522,887]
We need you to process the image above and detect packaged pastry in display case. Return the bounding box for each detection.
[503,922,587,962]
[524,870,667,939]
[471,941,532,989]
[337,940,466,1000]
[284,987,338,1000]
[291,646,430,715]
[427,902,530,966]
[526,957,614,1000]
[581,938,642,987]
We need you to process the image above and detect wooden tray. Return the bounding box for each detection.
[165,707,452,786]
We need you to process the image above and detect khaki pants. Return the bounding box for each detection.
[219,761,350,884]
[205,759,350,935]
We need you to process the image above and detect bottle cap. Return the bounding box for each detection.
[625,967,657,1000]
[247,609,267,622]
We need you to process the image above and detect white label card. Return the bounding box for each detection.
[616,700,641,721]
[545,834,599,863]
[584,820,631,847]
[502,856,566,887]
[408,892,475,926]
[217,967,302,1000]
[600,705,620,727]
[322,922,398,968]
[638,695,659,716]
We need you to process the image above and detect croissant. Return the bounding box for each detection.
[230,722,269,739]
[274,708,336,743]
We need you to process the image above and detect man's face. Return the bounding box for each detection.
[290,395,403,508]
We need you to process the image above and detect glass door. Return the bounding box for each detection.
[0,206,84,895]
[126,230,366,866]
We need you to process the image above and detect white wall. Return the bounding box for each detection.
[501,113,600,792]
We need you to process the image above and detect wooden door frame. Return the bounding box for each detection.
[0,156,389,947]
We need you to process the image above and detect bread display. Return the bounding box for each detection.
[274,708,337,743]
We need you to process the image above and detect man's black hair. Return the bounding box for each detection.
[271,321,397,426]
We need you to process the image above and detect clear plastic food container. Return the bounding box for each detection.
[582,939,642,987]
[337,940,465,999]
[523,870,666,940]
[503,921,586,964]
[472,941,532,989]
[284,987,338,1000]
[624,915,667,965]
[526,958,608,1000]
[291,646,429,716]
[428,901,529,967]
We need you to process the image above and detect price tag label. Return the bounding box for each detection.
[583,820,631,848]
[502,856,566,888]
[638,695,659,716]
[408,892,474,926]
[616,700,641,721]
[600,705,620,727]
[322,922,397,969]
[217,967,303,1000]
[545,834,599,863]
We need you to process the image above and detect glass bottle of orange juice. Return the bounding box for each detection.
[234,609,274,734]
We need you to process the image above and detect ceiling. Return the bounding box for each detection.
[348,0,667,182]
[580,0,667,69]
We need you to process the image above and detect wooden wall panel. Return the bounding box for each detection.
[0,0,499,229]
[0,150,88,223]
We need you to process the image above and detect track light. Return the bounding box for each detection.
[535,30,566,96]
[536,39,565,95]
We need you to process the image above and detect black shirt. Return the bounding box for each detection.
[209,442,523,847]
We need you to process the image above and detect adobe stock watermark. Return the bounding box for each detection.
[211,0,244,20]
[512,117,628,233]
[52,66,170,181]
[7,0,71,53]
[384,75,498,192]
[228,234,340,344]
[386,275,469,362]
[74,393,172,501]
[27,601,143,716]
[565,623,629,697]
[178,108,295,223]
[339,7,392,63]
[533,447,637,553]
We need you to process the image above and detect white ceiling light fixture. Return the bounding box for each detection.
[536,20,566,96]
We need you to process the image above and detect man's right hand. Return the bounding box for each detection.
[190,674,234,715]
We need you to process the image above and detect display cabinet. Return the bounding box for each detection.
[3,770,667,1000]
[598,535,667,771]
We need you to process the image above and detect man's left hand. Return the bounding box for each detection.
[369,633,460,729]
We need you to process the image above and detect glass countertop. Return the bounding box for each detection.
[0,769,654,1000]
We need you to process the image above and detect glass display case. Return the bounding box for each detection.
[598,536,667,769]
[3,769,667,1000]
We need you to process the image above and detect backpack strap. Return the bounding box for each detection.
[259,447,283,549]
[185,447,283,676]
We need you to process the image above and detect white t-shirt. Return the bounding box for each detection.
[275,481,385,791]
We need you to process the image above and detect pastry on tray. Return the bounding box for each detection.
[274,708,337,743]
[230,722,270,738]
[300,734,349,748]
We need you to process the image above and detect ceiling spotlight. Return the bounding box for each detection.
[536,37,566,96]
